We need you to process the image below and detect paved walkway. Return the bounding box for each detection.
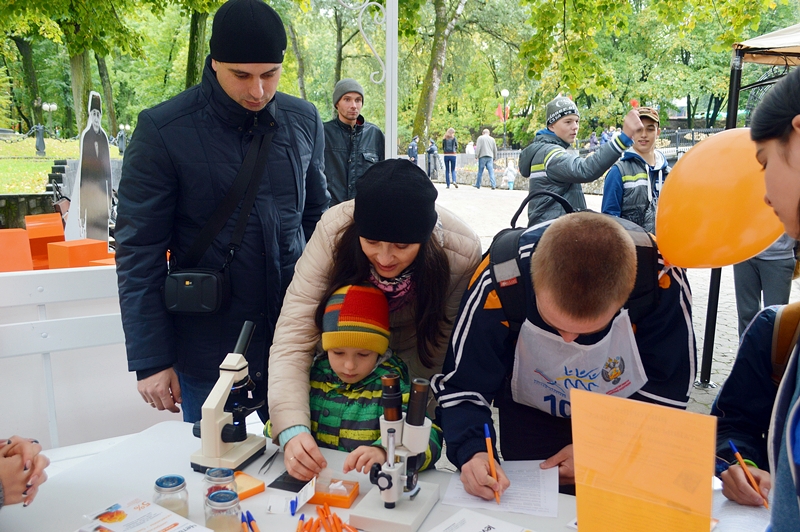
[434,183,799,415]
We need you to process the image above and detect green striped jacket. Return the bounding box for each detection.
[308,352,443,471]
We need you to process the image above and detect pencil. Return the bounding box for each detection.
[484,423,501,504]
[728,440,769,509]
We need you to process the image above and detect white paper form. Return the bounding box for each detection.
[426,509,535,532]
[441,460,559,517]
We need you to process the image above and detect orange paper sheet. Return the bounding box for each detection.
[571,389,716,532]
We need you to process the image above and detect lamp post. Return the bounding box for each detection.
[42,103,57,133]
[118,124,131,155]
[500,89,509,149]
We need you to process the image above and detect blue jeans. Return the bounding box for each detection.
[178,372,216,423]
[444,155,457,187]
[178,371,270,423]
[476,157,495,188]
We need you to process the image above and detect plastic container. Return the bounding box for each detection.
[233,471,265,500]
[204,490,241,532]
[308,477,359,508]
[153,475,189,517]
[203,467,238,499]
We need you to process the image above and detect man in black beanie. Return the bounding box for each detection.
[116,0,329,423]
[324,78,385,206]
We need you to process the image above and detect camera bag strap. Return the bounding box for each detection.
[180,131,275,269]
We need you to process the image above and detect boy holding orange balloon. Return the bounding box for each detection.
[601,107,670,234]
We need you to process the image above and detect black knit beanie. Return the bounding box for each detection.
[210,0,287,64]
[354,159,438,244]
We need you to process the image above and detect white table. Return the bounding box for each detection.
[0,421,577,532]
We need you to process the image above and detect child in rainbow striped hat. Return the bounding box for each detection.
[266,284,442,475]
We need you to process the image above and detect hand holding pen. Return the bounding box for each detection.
[457,425,509,501]
[722,441,771,508]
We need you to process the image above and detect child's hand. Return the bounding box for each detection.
[343,445,387,474]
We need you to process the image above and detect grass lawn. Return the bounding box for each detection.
[0,137,122,194]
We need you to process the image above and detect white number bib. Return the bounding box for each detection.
[510,308,647,418]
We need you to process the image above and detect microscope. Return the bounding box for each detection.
[349,376,440,531]
[190,321,267,472]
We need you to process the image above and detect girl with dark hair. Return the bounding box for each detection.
[268,159,482,480]
[744,67,800,531]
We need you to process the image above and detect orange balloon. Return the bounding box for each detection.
[656,127,783,268]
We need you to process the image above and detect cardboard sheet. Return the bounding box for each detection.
[571,389,716,532]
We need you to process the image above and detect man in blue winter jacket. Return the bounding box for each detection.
[432,212,696,500]
[601,106,670,234]
[115,0,329,423]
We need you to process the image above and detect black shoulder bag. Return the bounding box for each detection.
[163,132,273,315]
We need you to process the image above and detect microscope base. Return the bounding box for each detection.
[190,434,266,473]
[349,481,439,532]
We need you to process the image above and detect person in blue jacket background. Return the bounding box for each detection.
[602,107,669,234]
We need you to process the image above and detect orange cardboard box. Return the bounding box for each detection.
[25,213,64,270]
[0,229,34,272]
[47,239,109,269]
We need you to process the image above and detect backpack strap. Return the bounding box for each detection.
[488,228,528,332]
[612,217,660,324]
[487,191,577,333]
[771,302,800,386]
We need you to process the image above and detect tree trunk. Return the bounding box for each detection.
[334,9,343,85]
[11,36,42,126]
[411,0,468,144]
[686,93,693,129]
[287,22,307,100]
[95,53,118,134]
[185,10,209,89]
[706,95,725,128]
[69,50,93,134]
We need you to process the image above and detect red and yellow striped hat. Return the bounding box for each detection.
[322,285,390,354]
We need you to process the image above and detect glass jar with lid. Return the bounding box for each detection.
[153,474,189,517]
[204,489,241,532]
[203,467,238,499]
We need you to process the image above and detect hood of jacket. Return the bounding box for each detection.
[619,148,669,170]
[534,128,571,149]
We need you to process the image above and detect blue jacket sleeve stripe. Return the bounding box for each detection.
[447,272,495,377]
[671,265,698,396]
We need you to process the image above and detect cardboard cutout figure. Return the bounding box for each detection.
[65,91,113,242]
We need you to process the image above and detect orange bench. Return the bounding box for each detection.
[0,229,34,272]
[47,239,111,269]
[25,213,65,270]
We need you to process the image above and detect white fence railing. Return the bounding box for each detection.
[0,266,180,449]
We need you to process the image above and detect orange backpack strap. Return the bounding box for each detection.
[771,302,800,386]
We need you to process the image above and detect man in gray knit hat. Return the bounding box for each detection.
[519,95,642,226]
[324,78,385,206]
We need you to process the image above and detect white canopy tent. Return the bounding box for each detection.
[734,23,800,66]
[698,23,800,386]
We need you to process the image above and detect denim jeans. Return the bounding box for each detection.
[476,157,495,188]
[177,372,269,423]
[444,155,457,187]
[177,372,216,423]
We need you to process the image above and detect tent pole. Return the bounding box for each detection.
[696,48,745,388]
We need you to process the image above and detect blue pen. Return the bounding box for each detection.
[290,497,297,516]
